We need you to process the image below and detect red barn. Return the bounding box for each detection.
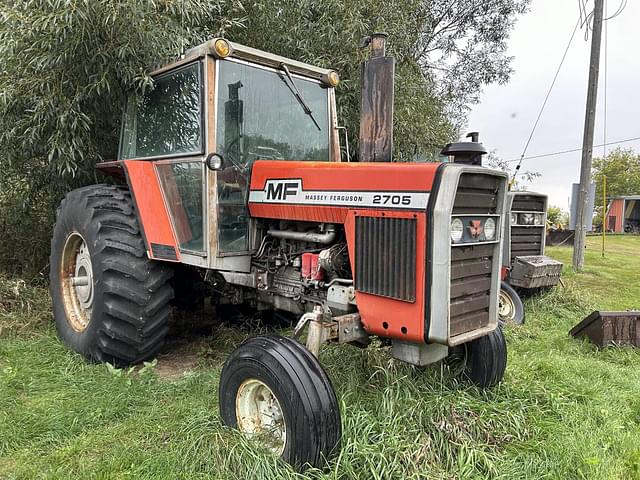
[605,196,640,233]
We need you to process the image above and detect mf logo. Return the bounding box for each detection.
[468,220,484,238]
[265,179,301,201]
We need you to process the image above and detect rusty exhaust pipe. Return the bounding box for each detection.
[359,32,395,162]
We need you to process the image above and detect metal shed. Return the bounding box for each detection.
[605,196,640,233]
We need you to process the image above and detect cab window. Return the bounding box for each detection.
[156,161,204,253]
[120,62,203,159]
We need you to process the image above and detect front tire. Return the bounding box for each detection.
[498,281,525,325]
[50,184,174,366]
[446,327,507,389]
[219,335,341,469]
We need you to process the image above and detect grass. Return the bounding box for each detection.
[1,235,639,479]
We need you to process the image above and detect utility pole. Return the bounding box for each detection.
[601,175,606,258]
[573,0,604,271]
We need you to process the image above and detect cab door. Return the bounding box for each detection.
[120,59,208,267]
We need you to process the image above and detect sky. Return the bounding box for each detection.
[467,0,639,210]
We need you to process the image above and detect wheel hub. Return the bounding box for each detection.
[236,379,286,455]
[60,232,94,332]
[73,243,94,309]
[498,289,516,322]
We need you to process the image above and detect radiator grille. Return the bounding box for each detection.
[450,244,493,337]
[510,195,545,263]
[355,216,416,302]
[510,226,543,261]
[511,195,545,212]
[452,173,499,215]
[450,173,501,337]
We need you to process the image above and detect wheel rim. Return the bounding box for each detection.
[498,289,516,322]
[60,232,94,332]
[236,378,286,455]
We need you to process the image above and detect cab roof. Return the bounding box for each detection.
[150,38,336,85]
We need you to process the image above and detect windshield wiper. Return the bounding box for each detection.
[278,63,321,131]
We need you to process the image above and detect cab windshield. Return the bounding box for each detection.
[216,59,330,166]
[215,59,330,253]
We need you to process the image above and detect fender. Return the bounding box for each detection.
[96,160,180,262]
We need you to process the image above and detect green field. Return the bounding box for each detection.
[1,236,639,479]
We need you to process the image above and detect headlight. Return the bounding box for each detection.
[534,213,544,225]
[511,213,517,225]
[451,218,464,243]
[484,217,496,240]
[519,213,534,225]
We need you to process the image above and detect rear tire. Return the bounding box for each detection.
[219,335,341,470]
[50,184,174,366]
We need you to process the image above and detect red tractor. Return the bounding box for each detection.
[50,35,509,468]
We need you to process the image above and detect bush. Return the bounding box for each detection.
[0,274,52,335]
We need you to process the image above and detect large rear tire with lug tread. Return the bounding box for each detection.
[498,281,525,326]
[219,335,341,470]
[446,326,507,389]
[50,184,174,366]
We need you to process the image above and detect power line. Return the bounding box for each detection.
[578,1,625,41]
[508,0,629,173]
[511,16,581,185]
[604,0,627,20]
[579,0,594,40]
[504,135,640,165]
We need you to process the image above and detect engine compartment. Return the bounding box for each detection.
[209,221,355,318]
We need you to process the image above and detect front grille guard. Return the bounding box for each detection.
[426,165,508,346]
[503,192,548,266]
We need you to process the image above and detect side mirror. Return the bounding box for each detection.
[205,152,224,171]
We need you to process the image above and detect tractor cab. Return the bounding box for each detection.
[115,38,341,269]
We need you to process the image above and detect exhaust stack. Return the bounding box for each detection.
[359,33,395,162]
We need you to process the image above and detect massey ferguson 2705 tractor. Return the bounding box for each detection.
[50,35,509,468]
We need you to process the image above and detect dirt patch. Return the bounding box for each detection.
[154,337,207,380]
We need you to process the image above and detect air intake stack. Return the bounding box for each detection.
[359,33,395,162]
[441,132,487,166]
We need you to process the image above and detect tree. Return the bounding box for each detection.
[485,151,540,189]
[0,0,530,275]
[547,205,568,227]
[592,147,640,202]
[413,0,530,123]
[0,1,244,177]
